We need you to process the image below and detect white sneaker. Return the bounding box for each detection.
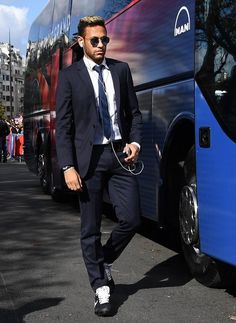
[94,285,111,316]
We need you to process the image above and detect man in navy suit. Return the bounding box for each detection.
[56,15,142,316]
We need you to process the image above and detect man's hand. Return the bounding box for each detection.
[123,143,140,164]
[64,167,83,192]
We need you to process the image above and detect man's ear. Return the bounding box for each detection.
[78,36,84,48]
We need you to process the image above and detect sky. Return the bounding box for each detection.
[0,0,49,57]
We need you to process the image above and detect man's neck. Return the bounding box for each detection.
[83,54,105,66]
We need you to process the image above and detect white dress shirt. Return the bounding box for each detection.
[83,55,122,145]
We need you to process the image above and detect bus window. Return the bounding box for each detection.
[196,0,236,142]
[69,0,135,40]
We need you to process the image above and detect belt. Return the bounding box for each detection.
[93,140,123,152]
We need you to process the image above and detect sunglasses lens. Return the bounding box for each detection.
[90,36,110,47]
[101,36,110,45]
[90,37,99,47]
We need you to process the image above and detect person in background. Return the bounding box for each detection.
[0,118,10,163]
[56,15,142,316]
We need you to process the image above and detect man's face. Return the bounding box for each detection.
[79,25,108,64]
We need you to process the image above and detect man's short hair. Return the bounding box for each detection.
[78,15,106,37]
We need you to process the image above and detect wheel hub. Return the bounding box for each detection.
[179,184,198,245]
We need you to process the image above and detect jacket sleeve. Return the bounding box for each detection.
[125,63,142,145]
[55,69,75,168]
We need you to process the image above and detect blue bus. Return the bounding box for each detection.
[23,0,236,287]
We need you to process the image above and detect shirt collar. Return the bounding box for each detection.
[83,55,109,71]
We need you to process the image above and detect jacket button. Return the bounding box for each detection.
[93,124,96,128]
[90,141,93,146]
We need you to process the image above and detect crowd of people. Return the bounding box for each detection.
[0,116,24,163]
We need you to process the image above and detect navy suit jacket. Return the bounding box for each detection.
[56,57,142,178]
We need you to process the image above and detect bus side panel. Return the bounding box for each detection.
[50,49,62,188]
[23,117,38,173]
[195,85,236,265]
[136,90,157,220]
[106,0,195,86]
[138,80,194,221]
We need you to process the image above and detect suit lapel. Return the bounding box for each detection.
[76,60,94,99]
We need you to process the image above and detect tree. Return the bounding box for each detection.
[196,0,236,83]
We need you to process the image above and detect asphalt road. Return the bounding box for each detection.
[0,162,236,323]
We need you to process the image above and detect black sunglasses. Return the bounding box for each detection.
[88,36,110,47]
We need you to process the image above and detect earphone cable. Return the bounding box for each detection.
[110,141,144,176]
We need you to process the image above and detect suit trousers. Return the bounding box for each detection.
[79,143,141,291]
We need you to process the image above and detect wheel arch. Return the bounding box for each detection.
[160,113,195,227]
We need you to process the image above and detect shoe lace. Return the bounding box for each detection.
[96,286,110,304]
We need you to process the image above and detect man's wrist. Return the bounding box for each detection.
[131,142,141,150]
[62,165,74,172]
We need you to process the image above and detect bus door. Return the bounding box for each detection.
[195,0,236,265]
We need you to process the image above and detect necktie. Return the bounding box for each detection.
[94,65,111,140]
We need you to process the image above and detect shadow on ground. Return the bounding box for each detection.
[0,298,64,323]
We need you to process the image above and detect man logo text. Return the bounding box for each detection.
[174,6,191,37]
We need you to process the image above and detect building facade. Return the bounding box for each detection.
[0,42,25,118]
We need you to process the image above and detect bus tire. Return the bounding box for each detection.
[179,146,223,287]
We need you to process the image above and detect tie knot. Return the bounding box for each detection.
[94,64,104,74]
